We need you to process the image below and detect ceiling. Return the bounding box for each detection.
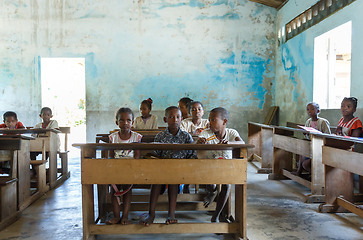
[249,0,289,9]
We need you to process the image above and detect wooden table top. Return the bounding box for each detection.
[0,129,61,134]
[72,142,255,151]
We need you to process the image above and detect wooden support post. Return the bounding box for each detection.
[82,184,95,240]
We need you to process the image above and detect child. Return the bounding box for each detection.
[133,98,158,129]
[178,97,193,120]
[0,111,25,129]
[180,101,209,135]
[31,107,60,160]
[107,107,142,225]
[139,106,196,227]
[336,97,362,137]
[196,107,244,223]
[293,102,331,176]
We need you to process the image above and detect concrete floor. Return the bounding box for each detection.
[1,157,363,240]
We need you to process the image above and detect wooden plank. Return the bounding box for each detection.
[83,184,95,240]
[337,196,363,218]
[261,127,274,170]
[248,123,262,159]
[103,201,216,211]
[81,159,247,185]
[264,106,279,125]
[310,135,325,195]
[0,139,21,151]
[282,169,311,189]
[273,134,310,156]
[322,146,363,176]
[90,222,239,235]
[17,139,30,211]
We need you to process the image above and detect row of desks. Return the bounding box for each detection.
[73,142,254,240]
[248,122,363,214]
[0,129,70,231]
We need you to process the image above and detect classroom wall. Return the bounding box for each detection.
[275,0,363,127]
[0,0,277,142]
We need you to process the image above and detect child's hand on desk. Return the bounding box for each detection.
[218,139,228,144]
[196,137,207,144]
[336,126,343,136]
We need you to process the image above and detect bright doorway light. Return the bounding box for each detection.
[313,21,352,109]
[41,58,86,157]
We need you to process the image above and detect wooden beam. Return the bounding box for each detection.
[249,0,285,9]
[81,158,247,185]
[282,169,311,189]
[337,196,363,218]
[273,134,310,156]
[90,222,239,235]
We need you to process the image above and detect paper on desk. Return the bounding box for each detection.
[297,125,322,134]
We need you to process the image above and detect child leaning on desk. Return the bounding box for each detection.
[196,107,245,223]
[139,106,196,227]
[293,102,331,176]
[0,111,25,129]
[107,107,142,225]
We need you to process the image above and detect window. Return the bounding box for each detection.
[313,21,351,109]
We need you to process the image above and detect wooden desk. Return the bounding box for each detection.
[73,143,253,240]
[317,133,363,216]
[0,135,34,231]
[268,126,326,203]
[247,122,274,173]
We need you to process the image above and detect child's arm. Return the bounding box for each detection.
[152,116,158,129]
[321,119,331,134]
[351,128,362,138]
[17,122,25,129]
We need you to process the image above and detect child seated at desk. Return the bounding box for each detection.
[107,107,142,225]
[178,97,193,120]
[139,106,196,227]
[0,111,25,174]
[133,98,158,129]
[30,107,60,160]
[196,107,245,223]
[293,102,331,176]
[0,111,25,129]
[180,101,209,135]
[336,97,362,137]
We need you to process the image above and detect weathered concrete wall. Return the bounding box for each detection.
[0,0,276,142]
[276,0,363,127]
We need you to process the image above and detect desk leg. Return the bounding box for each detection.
[260,128,273,172]
[268,148,292,180]
[83,184,95,240]
[97,184,107,223]
[17,140,30,211]
[319,166,354,213]
[307,136,325,203]
[49,135,58,189]
[234,184,247,240]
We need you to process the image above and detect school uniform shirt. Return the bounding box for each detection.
[305,117,331,134]
[153,128,197,159]
[109,131,142,158]
[0,121,25,129]
[180,118,209,133]
[337,117,363,136]
[133,115,158,129]
[199,128,244,159]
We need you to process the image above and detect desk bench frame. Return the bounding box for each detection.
[74,143,252,240]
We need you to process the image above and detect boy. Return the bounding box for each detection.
[0,111,25,129]
[140,106,196,226]
[196,107,245,223]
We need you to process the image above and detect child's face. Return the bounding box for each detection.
[208,111,226,133]
[341,99,356,117]
[4,116,18,129]
[140,103,151,118]
[191,103,204,120]
[116,112,134,131]
[164,108,182,129]
[178,102,188,116]
[306,104,319,118]
[40,110,52,123]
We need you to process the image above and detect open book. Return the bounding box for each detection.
[297,125,322,134]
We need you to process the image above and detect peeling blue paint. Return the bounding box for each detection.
[86,53,98,78]
[195,12,240,20]
[159,0,205,9]
[79,11,106,19]
[23,3,27,7]
[281,43,300,102]
[221,53,235,65]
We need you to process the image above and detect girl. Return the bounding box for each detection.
[180,101,209,135]
[178,97,193,120]
[133,98,158,129]
[336,97,362,137]
[107,107,142,225]
[293,102,331,176]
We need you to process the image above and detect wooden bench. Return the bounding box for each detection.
[268,126,326,203]
[73,142,253,240]
[318,133,363,216]
[0,177,18,231]
[247,122,274,173]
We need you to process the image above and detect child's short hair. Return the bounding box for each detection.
[3,111,17,121]
[116,108,134,121]
[343,97,358,109]
[307,102,320,111]
[40,107,52,114]
[141,98,153,110]
[210,107,229,121]
[179,97,193,112]
[190,101,204,109]
[165,106,180,116]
